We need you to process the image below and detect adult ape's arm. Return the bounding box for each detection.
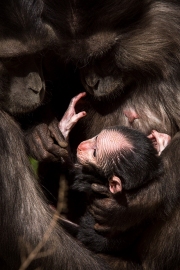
[0,110,109,270]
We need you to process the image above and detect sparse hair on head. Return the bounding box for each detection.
[103,126,162,190]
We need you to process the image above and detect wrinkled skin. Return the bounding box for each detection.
[77,129,134,168]
[25,116,68,162]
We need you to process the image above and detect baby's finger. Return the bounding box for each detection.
[70,92,86,108]
[67,111,86,129]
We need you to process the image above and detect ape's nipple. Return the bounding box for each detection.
[124,109,139,124]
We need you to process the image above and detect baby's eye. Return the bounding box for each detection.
[93,136,98,157]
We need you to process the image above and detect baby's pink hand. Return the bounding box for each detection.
[58,92,86,140]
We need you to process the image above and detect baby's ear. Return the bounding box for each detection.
[108,175,122,194]
[147,130,171,155]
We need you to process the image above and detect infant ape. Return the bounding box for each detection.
[72,126,170,255]
[76,127,170,194]
[58,93,171,260]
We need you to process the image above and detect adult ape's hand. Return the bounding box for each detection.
[89,183,122,237]
[25,116,69,162]
[25,92,87,163]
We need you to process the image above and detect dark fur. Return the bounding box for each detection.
[47,0,180,229]
[0,111,110,270]
[73,126,162,191]
[61,0,180,147]
[0,1,110,269]
[71,129,180,270]
[0,0,58,115]
[37,1,180,195]
[72,127,162,252]
[23,2,180,268]
[0,0,45,40]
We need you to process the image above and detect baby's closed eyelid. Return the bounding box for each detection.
[92,136,98,158]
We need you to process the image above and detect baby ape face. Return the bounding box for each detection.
[76,128,132,173]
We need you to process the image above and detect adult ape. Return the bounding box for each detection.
[0,110,111,270]
[0,2,110,270]
[0,0,69,217]
[27,0,180,206]
[39,0,180,148]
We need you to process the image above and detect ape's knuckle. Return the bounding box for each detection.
[41,151,50,160]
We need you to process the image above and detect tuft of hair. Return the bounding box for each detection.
[105,126,163,190]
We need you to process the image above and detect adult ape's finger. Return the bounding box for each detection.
[91,183,110,196]
[94,223,111,233]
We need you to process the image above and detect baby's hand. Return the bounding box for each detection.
[58,92,86,140]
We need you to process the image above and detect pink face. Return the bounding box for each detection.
[77,129,127,194]
[76,129,131,171]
